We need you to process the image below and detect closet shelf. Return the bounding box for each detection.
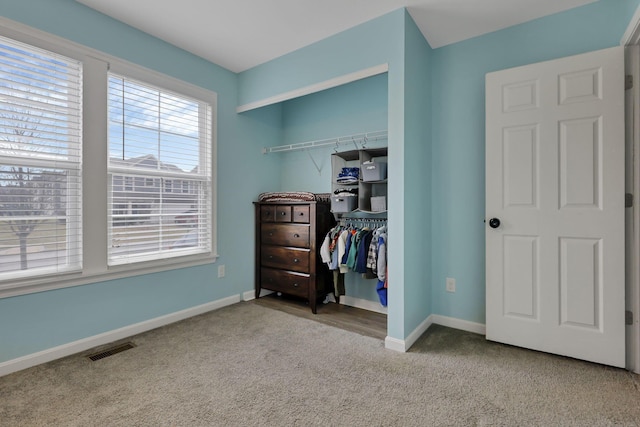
[331,147,388,215]
[335,179,388,185]
[262,130,387,154]
[354,208,388,214]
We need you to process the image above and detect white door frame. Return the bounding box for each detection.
[621,4,640,374]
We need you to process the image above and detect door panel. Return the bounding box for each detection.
[503,235,538,320]
[486,46,625,367]
[559,117,601,208]
[503,125,538,207]
[559,237,601,329]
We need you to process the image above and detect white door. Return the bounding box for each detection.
[485,46,625,367]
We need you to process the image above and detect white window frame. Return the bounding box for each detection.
[106,70,214,265]
[0,36,83,283]
[0,18,218,298]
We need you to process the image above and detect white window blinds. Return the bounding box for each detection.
[107,73,212,265]
[0,36,82,280]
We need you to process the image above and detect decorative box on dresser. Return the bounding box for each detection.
[254,200,334,313]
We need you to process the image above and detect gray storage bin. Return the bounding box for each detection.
[371,196,387,212]
[331,194,357,213]
[361,161,387,182]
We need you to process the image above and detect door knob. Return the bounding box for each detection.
[488,218,501,229]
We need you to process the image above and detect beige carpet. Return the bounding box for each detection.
[1,301,640,426]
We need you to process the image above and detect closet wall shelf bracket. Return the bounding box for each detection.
[305,149,322,175]
[262,130,388,155]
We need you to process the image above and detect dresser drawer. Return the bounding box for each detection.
[261,268,309,298]
[275,205,292,222]
[261,246,310,272]
[260,205,276,222]
[261,224,310,247]
[292,205,310,223]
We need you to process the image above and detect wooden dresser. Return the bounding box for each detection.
[254,200,334,313]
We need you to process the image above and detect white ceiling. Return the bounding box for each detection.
[76,0,597,73]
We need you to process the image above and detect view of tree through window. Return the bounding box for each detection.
[0,36,82,279]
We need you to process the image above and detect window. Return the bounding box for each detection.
[107,73,212,265]
[0,24,217,296]
[0,35,82,280]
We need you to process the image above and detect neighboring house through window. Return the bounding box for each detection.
[107,73,213,265]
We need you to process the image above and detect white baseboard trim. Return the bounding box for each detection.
[431,314,486,335]
[244,289,274,301]
[385,315,434,352]
[339,296,388,314]
[384,336,407,352]
[242,290,255,301]
[0,294,241,378]
[384,314,486,352]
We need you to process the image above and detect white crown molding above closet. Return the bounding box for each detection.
[236,63,389,113]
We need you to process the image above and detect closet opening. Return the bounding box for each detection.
[251,71,390,339]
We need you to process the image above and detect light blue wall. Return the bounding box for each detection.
[281,73,389,146]
[278,73,388,193]
[430,0,640,324]
[402,12,433,333]
[0,0,280,362]
[238,12,402,108]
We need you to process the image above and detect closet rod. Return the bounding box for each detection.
[262,130,387,154]
[339,217,387,220]
[338,217,387,224]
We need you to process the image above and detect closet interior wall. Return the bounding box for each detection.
[273,73,389,309]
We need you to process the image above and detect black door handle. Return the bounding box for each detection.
[488,218,501,229]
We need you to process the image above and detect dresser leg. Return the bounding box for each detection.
[310,298,317,314]
[255,287,261,299]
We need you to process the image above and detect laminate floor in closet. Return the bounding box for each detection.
[252,293,387,340]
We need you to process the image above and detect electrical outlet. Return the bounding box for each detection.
[446,277,456,293]
[218,264,225,278]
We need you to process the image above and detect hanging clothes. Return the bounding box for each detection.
[355,230,373,274]
[320,220,388,305]
[376,228,387,307]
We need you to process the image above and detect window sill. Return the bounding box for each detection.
[0,252,219,299]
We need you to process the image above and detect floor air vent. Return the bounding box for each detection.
[87,342,136,361]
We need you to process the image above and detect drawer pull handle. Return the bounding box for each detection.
[293,233,300,238]
[269,232,273,236]
[299,212,304,216]
[293,283,299,287]
[280,211,286,216]
[293,258,299,263]
[269,255,273,259]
